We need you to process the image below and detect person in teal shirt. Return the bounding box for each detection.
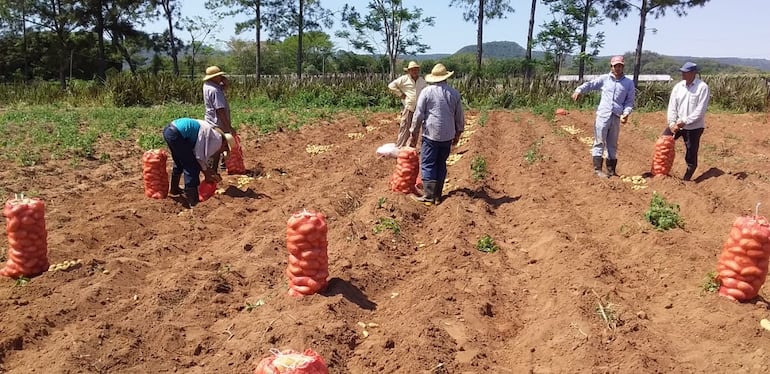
[162,118,234,207]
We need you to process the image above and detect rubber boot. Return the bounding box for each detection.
[683,165,696,181]
[606,159,618,177]
[184,187,200,207]
[169,173,183,196]
[434,179,445,205]
[592,156,607,178]
[412,180,436,206]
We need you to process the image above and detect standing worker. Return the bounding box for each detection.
[203,66,235,171]
[164,118,235,207]
[571,55,636,178]
[408,63,464,205]
[388,61,426,148]
[661,62,710,181]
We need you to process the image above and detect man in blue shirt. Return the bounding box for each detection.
[572,55,636,178]
[408,63,465,205]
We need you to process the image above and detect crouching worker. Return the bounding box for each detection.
[163,118,235,207]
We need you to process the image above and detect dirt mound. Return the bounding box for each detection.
[1,109,770,373]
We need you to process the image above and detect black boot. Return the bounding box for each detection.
[169,173,183,196]
[412,180,436,205]
[434,180,445,205]
[606,159,618,177]
[184,187,200,207]
[683,165,696,181]
[592,156,607,178]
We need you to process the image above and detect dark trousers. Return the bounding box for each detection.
[163,124,201,188]
[662,126,705,169]
[420,137,453,183]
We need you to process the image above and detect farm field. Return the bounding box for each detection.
[1,109,770,373]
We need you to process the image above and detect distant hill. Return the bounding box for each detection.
[404,41,770,73]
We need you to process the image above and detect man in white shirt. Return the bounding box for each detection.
[203,66,234,171]
[663,61,710,181]
[388,61,426,148]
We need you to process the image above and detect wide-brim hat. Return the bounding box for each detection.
[679,61,700,73]
[203,66,226,81]
[425,63,454,83]
[403,61,420,71]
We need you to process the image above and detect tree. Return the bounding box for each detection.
[270,0,333,79]
[27,0,81,88]
[524,0,537,80]
[103,0,152,75]
[149,0,181,76]
[603,0,711,85]
[535,13,578,75]
[0,0,34,80]
[182,15,218,79]
[448,0,513,77]
[204,0,284,83]
[543,0,605,81]
[338,0,435,79]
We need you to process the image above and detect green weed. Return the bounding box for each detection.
[644,192,684,231]
[376,197,386,209]
[478,110,489,127]
[701,271,720,293]
[245,299,266,312]
[524,140,543,165]
[373,217,400,235]
[471,156,488,181]
[475,234,499,253]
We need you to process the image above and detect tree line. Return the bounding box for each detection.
[0,0,715,90]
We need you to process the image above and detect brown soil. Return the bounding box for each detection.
[1,109,770,373]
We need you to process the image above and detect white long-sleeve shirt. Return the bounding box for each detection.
[667,78,710,130]
[388,74,426,112]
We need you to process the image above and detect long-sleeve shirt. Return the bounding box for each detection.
[203,81,230,128]
[388,74,426,112]
[666,78,710,130]
[575,73,635,118]
[171,118,223,171]
[411,82,465,142]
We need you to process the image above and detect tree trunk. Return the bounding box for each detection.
[476,0,484,77]
[296,0,304,79]
[164,1,179,76]
[114,39,137,74]
[633,0,648,86]
[21,1,30,81]
[578,0,590,81]
[255,2,261,84]
[525,0,536,81]
[96,0,106,82]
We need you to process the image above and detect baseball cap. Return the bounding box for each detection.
[679,62,699,72]
[610,56,625,66]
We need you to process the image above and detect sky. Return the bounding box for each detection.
[149,0,769,60]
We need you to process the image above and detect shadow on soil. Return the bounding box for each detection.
[322,277,378,311]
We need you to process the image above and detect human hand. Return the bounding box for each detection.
[620,114,629,124]
[452,133,462,146]
[668,122,679,133]
[571,92,580,101]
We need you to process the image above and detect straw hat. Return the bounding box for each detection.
[425,63,454,83]
[403,61,420,71]
[203,66,226,81]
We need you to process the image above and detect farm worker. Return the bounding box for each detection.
[388,60,427,148]
[203,66,234,171]
[661,61,710,181]
[408,63,465,205]
[571,55,636,178]
[163,118,235,207]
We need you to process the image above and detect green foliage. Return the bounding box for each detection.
[644,192,684,231]
[244,299,266,312]
[476,234,499,253]
[701,271,720,293]
[524,140,544,164]
[478,109,489,127]
[14,276,30,287]
[373,217,401,235]
[471,156,488,181]
[376,197,387,209]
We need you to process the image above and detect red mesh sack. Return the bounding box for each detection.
[389,148,420,194]
[286,210,329,297]
[225,134,247,175]
[254,348,328,374]
[198,180,218,202]
[142,149,169,199]
[1,195,49,278]
[651,135,675,176]
[716,213,770,302]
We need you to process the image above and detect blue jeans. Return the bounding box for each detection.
[163,124,200,188]
[592,114,621,159]
[420,137,453,183]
